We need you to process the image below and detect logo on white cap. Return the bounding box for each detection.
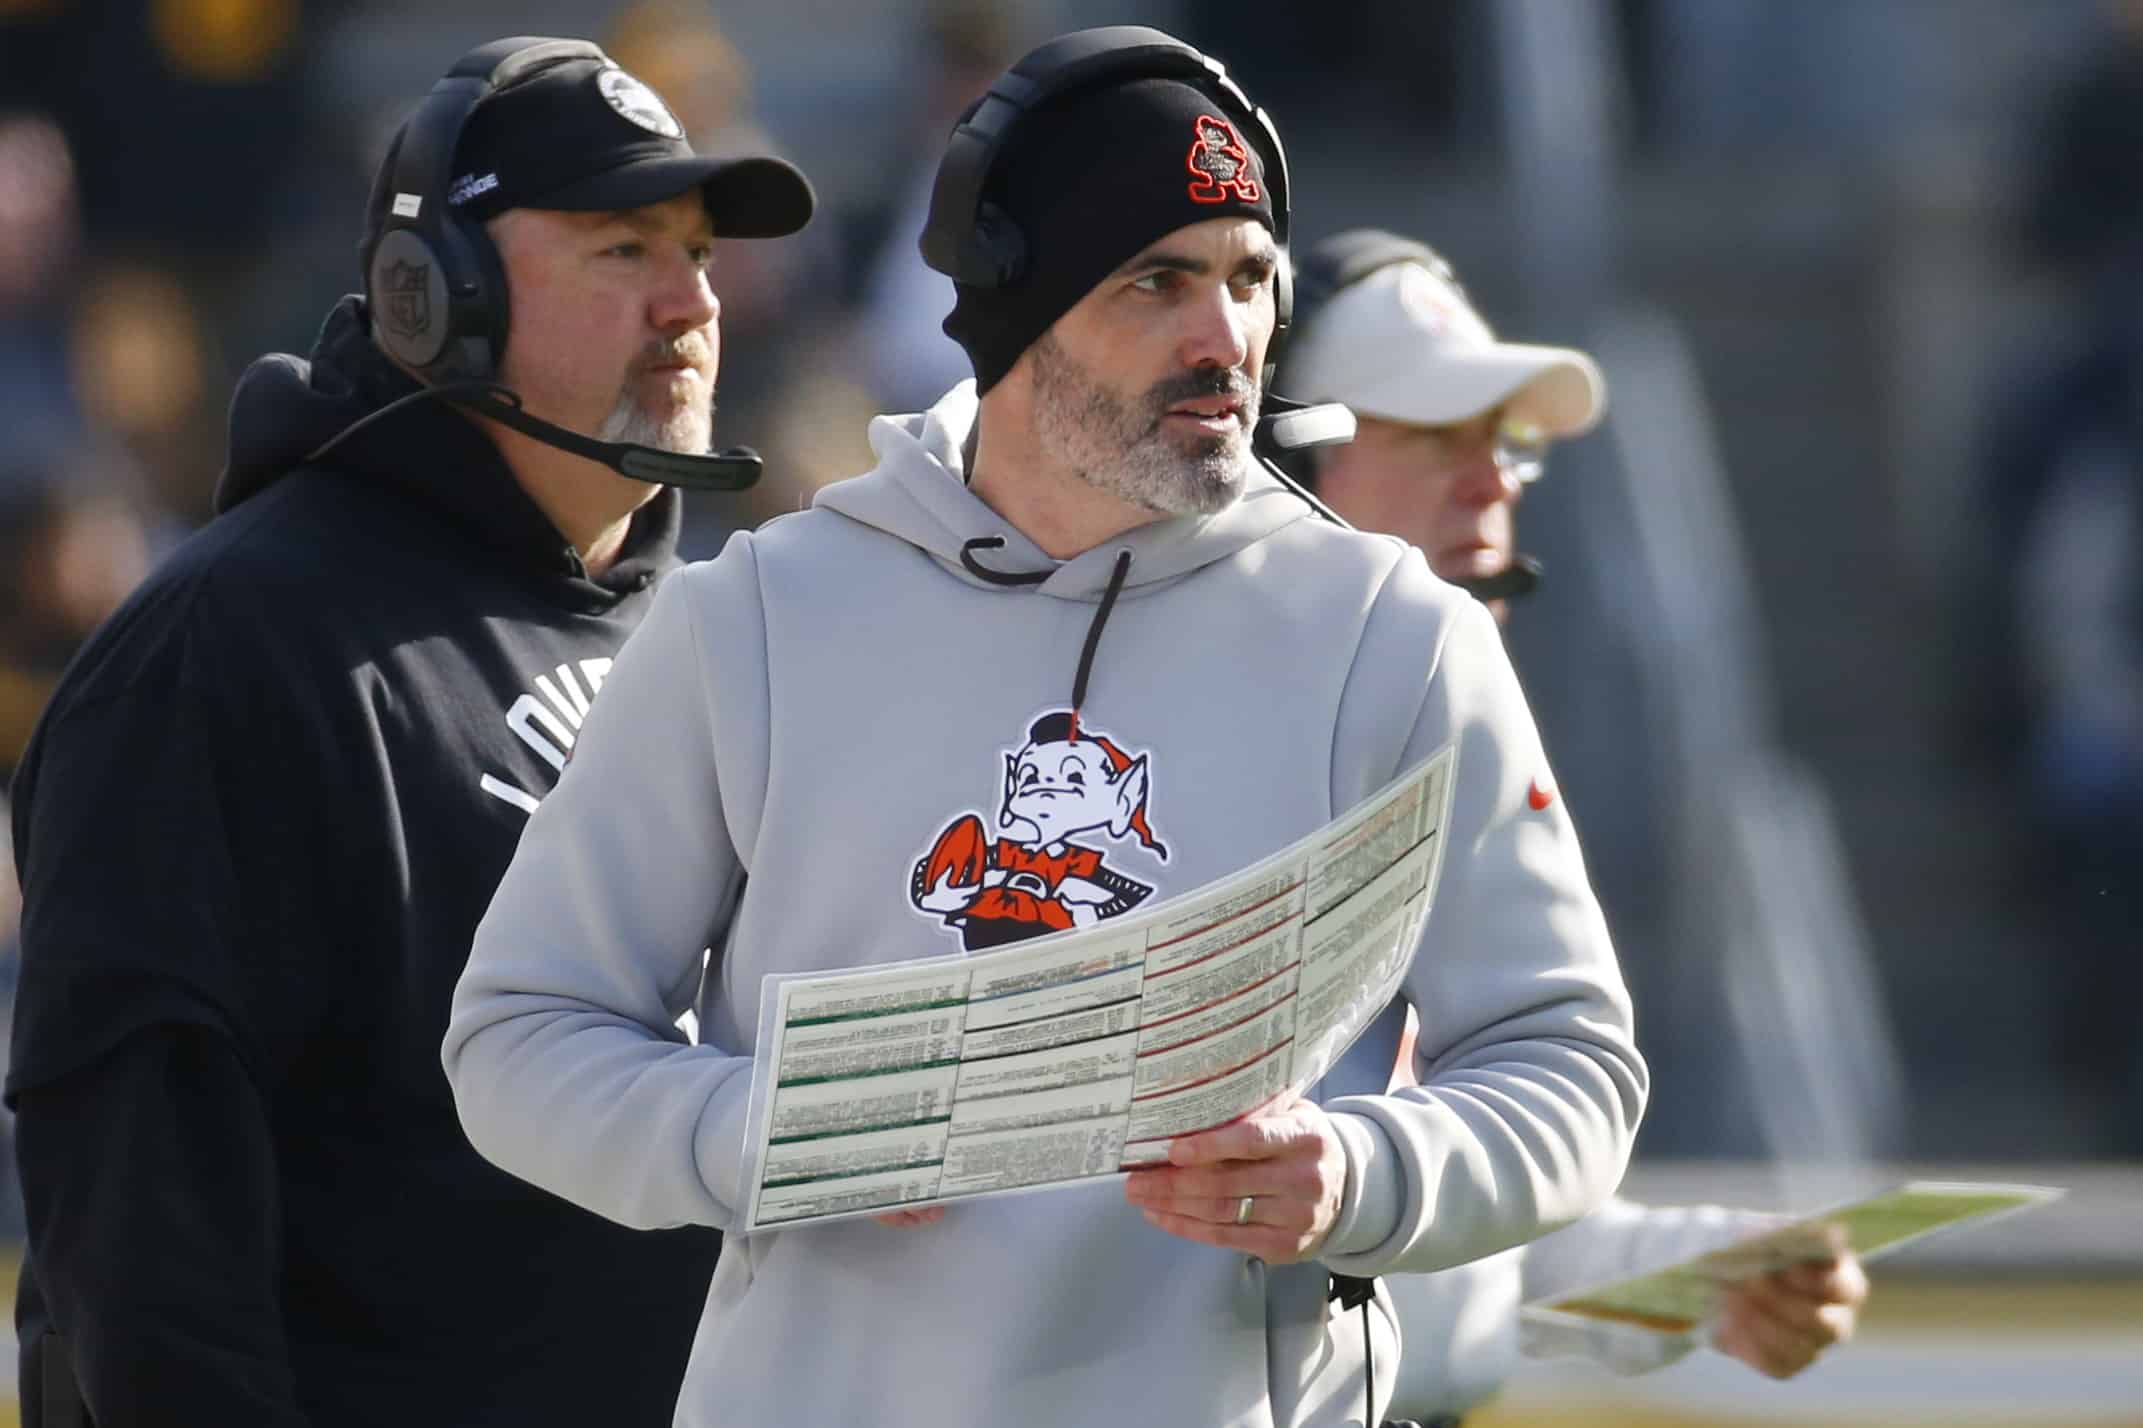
[1395,262,1474,337]
[597,65,684,139]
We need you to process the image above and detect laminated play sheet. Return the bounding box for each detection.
[738,746,1456,1230]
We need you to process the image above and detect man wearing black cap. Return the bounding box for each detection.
[7,38,812,1428]
[447,29,1642,1428]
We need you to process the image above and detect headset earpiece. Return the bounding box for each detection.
[363,37,602,385]
[365,219,511,383]
[366,228,455,371]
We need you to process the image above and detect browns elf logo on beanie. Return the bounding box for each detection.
[1186,115,1260,205]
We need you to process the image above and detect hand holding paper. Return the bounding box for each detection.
[1122,1091,1348,1263]
[1711,1250,1868,1379]
[1527,1182,2060,1345]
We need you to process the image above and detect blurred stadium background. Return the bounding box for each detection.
[2,0,2140,1423]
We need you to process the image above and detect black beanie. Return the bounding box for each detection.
[943,77,1277,394]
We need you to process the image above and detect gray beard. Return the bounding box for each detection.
[598,386,712,455]
[1029,334,1253,518]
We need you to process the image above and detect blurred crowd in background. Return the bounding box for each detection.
[2,0,2140,1237]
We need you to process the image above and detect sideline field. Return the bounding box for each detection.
[3,1252,2137,1426]
[1474,1278,2143,1428]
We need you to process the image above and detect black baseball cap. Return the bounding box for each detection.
[426,52,814,237]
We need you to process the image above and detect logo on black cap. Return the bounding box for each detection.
[597,65,684,138]
[381,261,431,339]
[1185,115,1260,206]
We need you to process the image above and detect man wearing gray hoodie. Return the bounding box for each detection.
[445,27,1646,1428]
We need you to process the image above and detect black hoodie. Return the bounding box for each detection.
[6,298,719,1428]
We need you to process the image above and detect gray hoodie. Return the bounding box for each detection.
[444,382,1646,1428]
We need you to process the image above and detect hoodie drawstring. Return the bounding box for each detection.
[1068,549,1132,741]
[956,538,1133,742]
[959,536,1050,587]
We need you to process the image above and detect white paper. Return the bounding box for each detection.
[1520,1180,2068,1343]
[738,747,1456,1230]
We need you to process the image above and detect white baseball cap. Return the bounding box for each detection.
[1282,258,1607,437]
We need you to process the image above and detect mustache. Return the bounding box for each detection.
[636,334,714,374]
[1143,366,1258,425]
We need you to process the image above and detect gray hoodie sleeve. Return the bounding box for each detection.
[1519,1197,1782,1306]
[1317,559,1648,1276]
[1513,1198,1783,1376]
[443,552,761,1231]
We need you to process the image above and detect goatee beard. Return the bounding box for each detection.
[599,386,712,455]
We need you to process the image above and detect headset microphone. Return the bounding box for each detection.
[458,388,762,491]
[1259,398,1355,455]
[1253,396,1357,528]
[301,381,763,492]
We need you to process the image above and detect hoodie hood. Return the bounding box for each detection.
[214,296,679,604]
[216,295,427,514]
[810,381,1317,601]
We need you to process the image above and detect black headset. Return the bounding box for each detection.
[364,37,599,384]
[334,36,762,492]
[918,25,1296,390]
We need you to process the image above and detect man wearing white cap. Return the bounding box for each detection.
[1277,230,1605,620]
[1278,230,1868,1423]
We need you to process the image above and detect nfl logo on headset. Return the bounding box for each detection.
[381,261,432,340]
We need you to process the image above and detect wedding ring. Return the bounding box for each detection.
[1234,1195,1255,1225]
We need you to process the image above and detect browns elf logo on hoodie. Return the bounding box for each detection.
[910,709,1169,951]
